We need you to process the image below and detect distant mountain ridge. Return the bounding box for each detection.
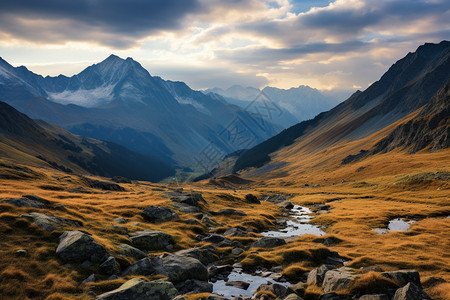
[0,101,174,181]
[233,40,450,172]
[205,84,340,128]
[0,55,281,169]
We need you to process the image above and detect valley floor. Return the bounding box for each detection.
[0,154,449,299]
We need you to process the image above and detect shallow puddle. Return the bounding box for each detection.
[374,218,414,234]
[262,205,325,237]
[212,268,289,297]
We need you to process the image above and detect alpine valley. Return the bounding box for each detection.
[0,41,449,300]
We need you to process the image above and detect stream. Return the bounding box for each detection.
[211,205,325,297]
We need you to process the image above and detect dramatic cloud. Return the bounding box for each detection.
[0,0,448,92]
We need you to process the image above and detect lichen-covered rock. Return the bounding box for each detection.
[130,229,174,251]
[99,256,121,275]
[56,230,108,263]
[322,267,357,293]
[393,282,432,300]
[381,270,421,288]
[96,278,178,300]
[307,265,335,286]
[141,206,178,223]
[252,237,286,248]
[117,244,146,260]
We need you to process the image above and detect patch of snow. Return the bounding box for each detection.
[174,95,210,115]
[47,84,115,108]
[0,66,14,80]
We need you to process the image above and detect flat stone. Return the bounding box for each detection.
[226,280,250,290]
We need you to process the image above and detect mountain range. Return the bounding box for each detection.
[0,55,281,171]
[233,41,450,174]
[205,85,340,128]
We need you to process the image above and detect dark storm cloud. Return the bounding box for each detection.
[0,0,201,47]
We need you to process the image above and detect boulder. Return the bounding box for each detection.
[117,244,146,260]
[421,276,446,288]
[174,247,218,265]
[15,249,27,257]
[171,193,205,207]
[307,265,335,286]
[322,267,357,293]
[172,202,201,213]
[179,279,213,293]
[201,234,232,247]
[381,270,421,288]
[99,256,121,275]
[130,229,174,251]
[245,194,260,204]
[393,282,432,300]
[282,202,294,210]
[159,254,209,283]
[359,295,389,300]
[20,212,81,232]
[256,283,292,298]
[141,206,179,223]
[121,257,162,276]
[22,195,52,205]
[226,280,250,290]
[224,227,247,237]
[284,294,302,300]
[252,237,286,248]
[82,273,96,284]
[96,278,178,300]
[318,293,343,300]
[2,197,45,208]
[56,231,108,263]
[215,209,247,216]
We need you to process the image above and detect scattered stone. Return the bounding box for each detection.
[117,244,146,260]
[130,229,174,251]
[175,247,218,265]
[111,224,128,234]
[121,257,162,276]
[393,282,432,300]
[82,273,96,284]
[318,292,343,300]
[226,280,250,290]
[202,216,219,226]
[2,197,45,208]
[111,176,132,184]
[207,294,229,300]
[15,249,27,257]
[232,247,244,256]
[322,267,357,293]
[22,195,52,205]
[282,202,294,210]
[256,282,292,298]
[99,256,121,275]
[360,266,384,274]
[245,194,260,204]
[215,208,247,216]
[252,237,286,248]
[113,217,127,224]
[108,275,120,280]
[82,177,125,191]
[289,282,306,297]
[325,256,347,266]
[20,212,81,232]
[265,194,290,204]
[381,270,421,288]
[201,234,230,245]
[171,192,205,207]
[208,265,233,279]
[184,218,202,226]
[130,222,140,226]
[56,230,108,263]
[284,294,302,300]
[179,279,213,293]
[141,206,179,223]
[421,276,446,288]
[96,278,178,300]
[224,227,247,237]
[359,295,389,300]
[307,265,335,286]
[172,202,201,213]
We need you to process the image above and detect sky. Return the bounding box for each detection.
[0,0,449,93]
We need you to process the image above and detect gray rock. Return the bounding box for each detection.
[284,294,302,300]
[201,234,231,246]
[22,195,51,205]
[307,265,335,286]
[208,265,233,278]
[393,282,432,300]
[421,276,446,288]
[117,244,146,260]
[215,209,247,216]
[15,249,27,257]
[130,229,174,251]
[245,194,260,204]
[322,267,357,293]
[224,227,247,237]
[282,202,294,210]
[81,260,92,269]
[381,270,421,288]
[121,257,163,276]
[252,237,286,248]
[141,206,179,223]
[226,280,250,290]
[207,294,229,300]
[111,224,128,234]
[20,212,81,232]
[201,216,219,226]
[113,217,127,224]
[82,273,96,284]
[289,282,306,297]
[99,256,121,275]
[172,202,201,213]
[184,219,202,226]
[232,247,244,256]
[173,193,205,207]
[256,283,292,298]
[359,295,389,300]
[174,247,218,265]
[318,293,343,300]
[56,231,108,263]
[96,278,178,300]
[179,279,213,293]
[2,197,45,208]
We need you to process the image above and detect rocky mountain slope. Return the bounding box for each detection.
[0,55,280,169]
[233,41,450,172]
[0,101,174,181]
